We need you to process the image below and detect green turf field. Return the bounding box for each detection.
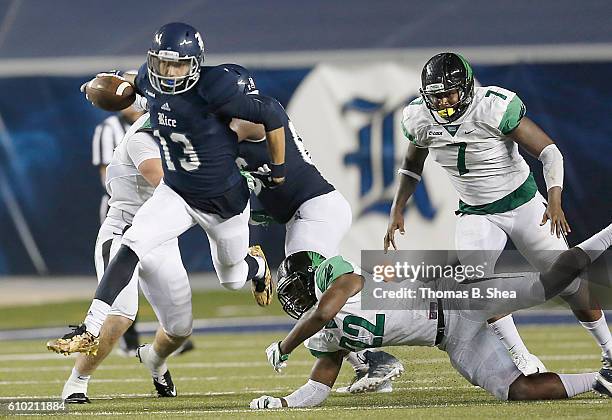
[0,326,610,418]
[0,290,286,331]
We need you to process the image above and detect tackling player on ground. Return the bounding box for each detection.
[384,52,612,375]
[48,22,288,354]
[251,223,612,408]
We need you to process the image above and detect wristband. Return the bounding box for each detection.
[270,162,285,179]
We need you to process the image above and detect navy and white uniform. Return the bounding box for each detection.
[238,112,352,258]
[122,63,285,288]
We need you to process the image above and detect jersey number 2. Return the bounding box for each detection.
[153,130,202,172]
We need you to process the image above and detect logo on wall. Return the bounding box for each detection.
[341,96,436,219]
[287,63,459,256]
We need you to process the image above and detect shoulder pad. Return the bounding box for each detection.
[199,64,248,106]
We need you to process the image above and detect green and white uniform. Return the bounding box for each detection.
[401,86,577,289]
[304,256,549,400]
[305,256,438,355]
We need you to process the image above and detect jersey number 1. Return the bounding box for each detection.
[153,130,202,172]
[451,142,469,175]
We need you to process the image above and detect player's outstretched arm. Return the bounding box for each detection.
[384,143,429,252]
[251,352,343,409]
[508,117,570,237]
[265,273,363,373]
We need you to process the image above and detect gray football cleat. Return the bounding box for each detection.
[339,351,404,394]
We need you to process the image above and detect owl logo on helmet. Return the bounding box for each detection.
[147,22,205,95]
[420,52,474,122]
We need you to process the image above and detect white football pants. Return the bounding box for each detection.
[123,181,251,288]
[285,190,352,258]
[455,190,580,295]
[94,211,192,337]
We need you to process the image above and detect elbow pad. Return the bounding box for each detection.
[284,379,331,407]
[538,144,564,191]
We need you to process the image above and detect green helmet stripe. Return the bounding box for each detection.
[456,54,473,80]
[307,251,326,268]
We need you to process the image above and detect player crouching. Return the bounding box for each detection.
[251,223,612,409]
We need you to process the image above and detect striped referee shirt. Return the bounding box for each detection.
[91,115,132,166]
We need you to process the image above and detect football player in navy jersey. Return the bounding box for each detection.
[228,67,405,394]
[48,22,288,356]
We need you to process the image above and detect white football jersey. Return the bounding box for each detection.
[401,86,530,206]
[106,113,159,219]
[304,256,437,355]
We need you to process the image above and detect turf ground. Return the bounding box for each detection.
[0,292,610,418]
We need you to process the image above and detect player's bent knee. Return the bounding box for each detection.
[507,375,533,401]
[162,322,193,339]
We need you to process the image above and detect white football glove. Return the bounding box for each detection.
[249,395,283,410]
[266,341,289,373]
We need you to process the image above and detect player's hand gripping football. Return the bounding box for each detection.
[266,341,289,373]
[541,187,571,238]
[384,211,405,253]
[79,70,126,93]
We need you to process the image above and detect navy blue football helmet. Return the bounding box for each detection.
[147,22,205,94]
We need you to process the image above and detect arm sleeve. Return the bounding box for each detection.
[538,143,564,190]
[126,133,160,168]
[214,94,285,132]
[283,380,331,408]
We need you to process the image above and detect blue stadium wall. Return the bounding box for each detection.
[0,62,610,274]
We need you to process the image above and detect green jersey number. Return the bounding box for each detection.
[450,142,469,176]
[338,314,385,351]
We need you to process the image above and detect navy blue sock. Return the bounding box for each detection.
[245,254,260,280]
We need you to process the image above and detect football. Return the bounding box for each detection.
[84,75,135,111]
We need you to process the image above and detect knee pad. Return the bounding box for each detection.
[162,316,193,338]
